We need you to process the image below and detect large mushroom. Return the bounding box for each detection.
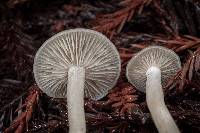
[126,46,181,133]
[33,28,121,133]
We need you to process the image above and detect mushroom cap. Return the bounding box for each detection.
[126,46,181,92]
[34,28,121,100]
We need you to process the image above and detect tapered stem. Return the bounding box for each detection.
[67,66,86,133]
[146,66,180,133]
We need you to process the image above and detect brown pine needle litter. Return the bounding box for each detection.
[0,0,200,133]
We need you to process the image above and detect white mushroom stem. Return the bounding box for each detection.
[146,66,180,133]
[67,66,86,133]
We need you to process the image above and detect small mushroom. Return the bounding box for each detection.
[34,29,121,133]
[126,46,181,133]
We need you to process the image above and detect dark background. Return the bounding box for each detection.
[0,0,200,132]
